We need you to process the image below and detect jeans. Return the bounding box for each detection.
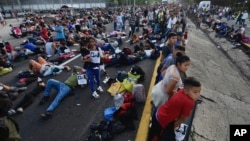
[101,44,115,54]
[43,79,71,112]
[114,22,117,31]
[88,20,93,29]
[86,68,101,93]
[154,23,159,34]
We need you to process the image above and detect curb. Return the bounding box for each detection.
[135,53,162,141]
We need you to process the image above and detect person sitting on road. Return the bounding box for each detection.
[215,22,228,38]
[0,41,7,57]
[148,77,201,141]
[40,23,49,41]
[240,32,250,44]
[29,56,71,77]
[175,32,186,47]
[9,24,22,38]
[44,40,57,58]
[22,40,42,55]
[55,41,70,55]
[130,33,140,44]
[5,42,17,61]
[0,55,13,76]
[39,66,82,120]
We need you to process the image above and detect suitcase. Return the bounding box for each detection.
[132,84,146,102]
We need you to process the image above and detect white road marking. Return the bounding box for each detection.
[61,54,81,66]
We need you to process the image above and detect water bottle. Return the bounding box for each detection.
[114,93,124,109]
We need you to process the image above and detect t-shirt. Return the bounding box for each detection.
[45,42,54,57]
[157,89,195,128]
[23,43,37,52]
[81,47,100,69]
[64,74,78,89]
[162,54,175,69]
[162,65,183,94]
[54,25,65,39]
[161,44,173,59]
[5,44,14,53]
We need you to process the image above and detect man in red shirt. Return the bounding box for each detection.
[148,77,201,141]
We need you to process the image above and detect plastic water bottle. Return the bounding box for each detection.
[114,93,124,109]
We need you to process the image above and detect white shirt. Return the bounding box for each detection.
[242,12,248,20]
[45,42,54,57]
[167,17,177,29]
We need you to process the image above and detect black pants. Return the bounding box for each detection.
[148,109,162,141]
[147,109,175,141]
[14,85,44,110]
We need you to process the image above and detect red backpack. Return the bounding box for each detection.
[123,92,135,105]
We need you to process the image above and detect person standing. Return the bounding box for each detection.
[148,9,154,27]
[54,21,65,41]
[235,11,242,25]
[128,13,136,38]
[241,10,248,25]
[81,37,103,98]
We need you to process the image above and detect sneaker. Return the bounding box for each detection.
[97,86,104,92]
[92,91,100,99]
[17,107,24,113]
[40,111,52,120]
[8,109,16,116]
[39,96,50,105]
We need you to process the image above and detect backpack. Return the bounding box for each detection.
[87,130,102,141]
[132,84,146,102]
[0,117,21,141]
[116,71,128,82]
[18,71,33,79]
[129,65,145,82]
[123,92,135,104]
[88,120,113,141]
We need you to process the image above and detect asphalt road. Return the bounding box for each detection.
[0,18,156,141]
[3,13,250,141]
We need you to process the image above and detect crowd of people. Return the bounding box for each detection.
[191,5,250,47]
[3,2,239,141]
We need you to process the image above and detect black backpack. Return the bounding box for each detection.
[130,65,145,82]
[116,71,128,82]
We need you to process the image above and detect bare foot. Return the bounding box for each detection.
[64,66,71,71]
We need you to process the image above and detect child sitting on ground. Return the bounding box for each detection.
[148,77,201,141]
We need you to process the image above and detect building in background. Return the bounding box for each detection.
[0,0,106,11]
